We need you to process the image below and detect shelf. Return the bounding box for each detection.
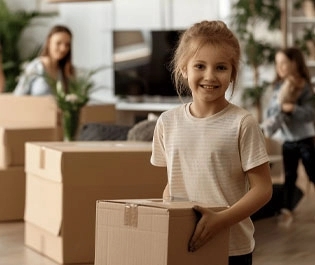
[116,101,181,112]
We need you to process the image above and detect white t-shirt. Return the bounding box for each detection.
[151,102,269,256]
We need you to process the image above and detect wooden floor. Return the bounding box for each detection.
[0,188,314,265]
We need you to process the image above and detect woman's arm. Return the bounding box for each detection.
[188,162,272,252]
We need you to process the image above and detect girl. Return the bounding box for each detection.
[150,20,272,265]
[264,47,315,227]
[14,25,75,95]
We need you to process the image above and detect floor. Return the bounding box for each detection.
[0,186,314,265]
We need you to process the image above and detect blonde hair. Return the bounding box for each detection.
[171,20,241,97]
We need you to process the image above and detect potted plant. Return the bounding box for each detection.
[45,66,106,141]
[0,0,56,92]
[231,0,281,123]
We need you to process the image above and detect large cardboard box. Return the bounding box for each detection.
[0,94,57,126]
[0,125,58,168]
[0,167,25,221]
[24,141,167,264]
[94,199,229,265]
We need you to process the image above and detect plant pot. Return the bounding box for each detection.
[62,110,80,141]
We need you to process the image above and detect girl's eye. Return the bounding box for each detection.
[194,64,204,70]
[217,65,228,71]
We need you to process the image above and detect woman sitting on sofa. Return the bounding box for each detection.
[14,25,75,96]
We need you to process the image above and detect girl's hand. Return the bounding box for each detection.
[188,205,221,252]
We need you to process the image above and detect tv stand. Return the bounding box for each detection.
[116,101,182,125]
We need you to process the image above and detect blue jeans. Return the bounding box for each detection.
[282,137,315,210]
[229,252,252,265]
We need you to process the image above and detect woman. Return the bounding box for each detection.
[14,25,75,95]
[264,47,315,227]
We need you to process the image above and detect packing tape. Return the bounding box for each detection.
[124,203,138,227]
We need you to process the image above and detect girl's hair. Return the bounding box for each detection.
[40,25,75,90]
[274,47,311,85]
[171,20,241,97]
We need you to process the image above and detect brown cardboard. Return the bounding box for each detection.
[94,199,229,265]
[24,141,167,264]
[80,104,116,124]
[0,126,58,168]
[0,167,25,221]
[0,94,58,127]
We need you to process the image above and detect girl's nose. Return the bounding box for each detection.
[204,68,215,81]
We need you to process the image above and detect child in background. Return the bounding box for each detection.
[264,47,315,227]
[150,20,272,265]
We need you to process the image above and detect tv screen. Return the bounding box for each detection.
[113,30,183,101]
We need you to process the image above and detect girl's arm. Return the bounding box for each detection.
[189,162,272,252]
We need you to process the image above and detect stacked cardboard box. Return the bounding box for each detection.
[0,94,117,221]
[24,141,167,264]
[0,95,59,221]
[94,199,229,265]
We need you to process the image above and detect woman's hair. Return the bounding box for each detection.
[171,20,241,97]
[40,25,75,87]
[274,47,311,85]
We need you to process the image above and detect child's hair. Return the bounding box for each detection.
[171,20,241,97]
[274,47,311,85]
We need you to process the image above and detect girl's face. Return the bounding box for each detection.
[48,32,71,62]
[182,44,233,105]
[275,52,296,79]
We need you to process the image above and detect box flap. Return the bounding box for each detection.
[25,141,163,184]
[0,127,58,168]
[98,198,228,211]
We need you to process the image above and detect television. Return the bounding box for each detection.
[113,30,183,102]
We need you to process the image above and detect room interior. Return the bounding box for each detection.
[0,0,315,265]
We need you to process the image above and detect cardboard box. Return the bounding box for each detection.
[94,199,229,265]
[0,167,25,221]
[80,104,116,124]
[0,126,58,168]
[0,94,57,127]
[24,141,167,264]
